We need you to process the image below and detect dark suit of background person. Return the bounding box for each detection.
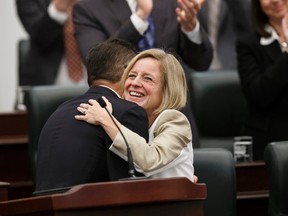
[236,1,288,161]
[198,0,252,70]
[35,39,149,193]
[73,0,212,71]
[16,0,86,86]
[72,0,213,148]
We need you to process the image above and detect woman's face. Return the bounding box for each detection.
[123,57,163,118]
[260,0,288,22]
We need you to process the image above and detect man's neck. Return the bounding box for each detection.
[91,80,122,97]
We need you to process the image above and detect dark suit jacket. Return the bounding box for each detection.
[198,0,252,70]
[16,0,64,85]
[73,0,213,71]
[35,86,149,192]
[236,33,288,160]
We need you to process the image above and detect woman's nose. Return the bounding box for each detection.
[131,76,142,86]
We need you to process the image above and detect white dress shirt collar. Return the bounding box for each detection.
[260,25,280,46]
[99,85,121,98]
[260,25,287,52]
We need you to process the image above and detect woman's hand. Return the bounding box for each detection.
[75,96,113,126]
[75,96,120,140]
[282,12,288,43]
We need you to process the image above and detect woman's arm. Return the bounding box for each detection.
[75,98,192,174]
[111,109,192,174]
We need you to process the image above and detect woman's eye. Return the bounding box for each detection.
[128,74,136,78]
[144,76,153,81]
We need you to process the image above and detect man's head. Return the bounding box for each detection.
[86,39,137,86]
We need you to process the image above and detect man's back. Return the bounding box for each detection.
[35,86,149,193]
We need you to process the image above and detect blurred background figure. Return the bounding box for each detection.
[198,0,252,70]
[73,0,213,72]
[236,0,288,160]
[16,0,87,86]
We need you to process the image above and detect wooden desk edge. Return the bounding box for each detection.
[0,178,207,215]
[237,190,269,200]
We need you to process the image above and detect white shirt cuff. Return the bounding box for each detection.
[130,13,149,35]
[182,20,202,44]
[48,2,68,25]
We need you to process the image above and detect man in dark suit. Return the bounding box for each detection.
[16,0,86,86]
[73,0,212,148]
[35,39,149,193]
[73,0,212,71]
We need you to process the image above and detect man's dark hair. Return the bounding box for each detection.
[86,39,138,86]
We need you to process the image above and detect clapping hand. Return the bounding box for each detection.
[53,0,79,12]
[136,0,153,21]
[176,0,205,32]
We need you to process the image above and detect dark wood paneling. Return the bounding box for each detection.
[236,161,269,216]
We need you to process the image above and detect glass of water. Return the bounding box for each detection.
[233,136,253,163]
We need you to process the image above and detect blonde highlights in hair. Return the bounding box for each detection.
[121,49,187,114]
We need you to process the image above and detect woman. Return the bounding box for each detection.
[236,0,288,160]
[75,49,195,182]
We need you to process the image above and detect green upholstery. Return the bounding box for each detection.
[24,85,88,183]
[18,39,30,85]
[194,148,236,216]
[264,141,288,216]
[188,70,248,153]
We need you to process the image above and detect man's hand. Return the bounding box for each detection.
[53,0,78,12]
[176,0,205,32]
[136,0,153,21]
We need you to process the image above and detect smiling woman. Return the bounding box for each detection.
[236,0,288,160]
[75,48,194,182]
[123,57,163,126]
[120,49,187,126]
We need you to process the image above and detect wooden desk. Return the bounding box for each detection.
[236,161,269,198]
[0,112,33,199]
[0,182,10,201]
[235,161,269,216]
[0,111,28,137]
[0,178,207,216]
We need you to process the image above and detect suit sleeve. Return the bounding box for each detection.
[180,27,213,71]
[110,110,192,175]
[73,2,141,62]
[16,0,64,51]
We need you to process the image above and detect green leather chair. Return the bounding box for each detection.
[194,148,236,216]
[18,39,30,82]
[24,85,88,184]
[188,70,248,153]
[264,141,288,216]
